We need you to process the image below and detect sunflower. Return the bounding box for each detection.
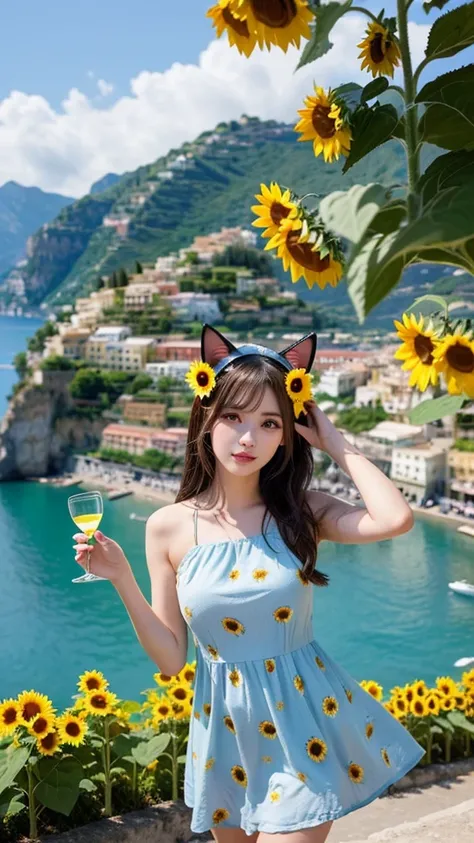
[360,680,383,701]
[17,690,55,726]
[265,216,343,291]
[153,671,179,689]
[230,0,314,52]
[56,712,88,746]
[295,86,352,164]
[0,699,21,736]
[185,360,217,399]
[251,182,298,240]
[358,21,401,78]
[285,368,313,417]
[432,330,474,398]
[82,689,119,717]
[27,712,57,740]
[206,0,258,56]
[36,729,62,756]
[393,312,442,391]
[436,676,458,696]
[77,669,109,695]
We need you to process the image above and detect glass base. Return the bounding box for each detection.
[72,573,108,583]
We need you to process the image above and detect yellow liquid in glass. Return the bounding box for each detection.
[72,512,103,538]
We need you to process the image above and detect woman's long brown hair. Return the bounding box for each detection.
[175,356,329,587]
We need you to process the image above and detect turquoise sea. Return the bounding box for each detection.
[0,316,473,711]
[1,480,473,710]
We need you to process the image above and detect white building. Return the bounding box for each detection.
[124,283,158,310]
[167,292,222,323]
[92,326,131,342]
[154,255,179,274]
[318,369,357,398]
[146,360,191,382]
[391,443,447,504]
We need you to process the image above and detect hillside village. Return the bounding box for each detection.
[9,220,472,521]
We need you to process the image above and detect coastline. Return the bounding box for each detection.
[37,472,474,531]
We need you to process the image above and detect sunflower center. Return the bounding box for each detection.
[270,201,291,226]
[23,702,41,721]
[33,717,48,734]
[250,0,297,28]
[291,377,303,393]
[222,6,250,37]
[370,32,386,64]
[91,694,107,709]
[86,678,101,690]
[196,371,210,386]
[66,722,81,737]
[42,732,57,749]
[4,708,17,725]
[312,105,336,139]
[287,230,331,272]
[414,334,434,365]
[446,342,474,373]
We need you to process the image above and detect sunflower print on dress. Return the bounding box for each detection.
[294,675,305,694]
[224,715,236,733]
[348,762,365,783]
[273,606,294,623]
[231,765,248,786]
[212,808,231,825]
[222,617,246,636]
[306,736,327,762]
[228,668,242,687]
[259,720,277,739]
[322,696,339,717]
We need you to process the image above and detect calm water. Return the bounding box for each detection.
[0,315,44,417]
[1,480,473,710]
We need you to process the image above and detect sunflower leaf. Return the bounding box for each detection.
[0,747,31,797]
[332,82,363,111]
[296,1,352,69]
[408,294,449,313]
[408,394,465,424]
[346,232,405,323]
[425,1,474,60]
[447,710,474,734]
[418,150,474,206]
[423,0,451,12]
[0,787,25,818]
[361,78,389,104]
[35,756,84,816]
[131,733,171,768]
[319,183,389,245]
[417,65,474,150]
[342,105,400,173]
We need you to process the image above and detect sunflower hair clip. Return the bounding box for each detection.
[285,368,313,418]
[185,360,217,399]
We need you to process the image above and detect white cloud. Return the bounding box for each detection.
[0,14,429,198]
[97,79,114,97]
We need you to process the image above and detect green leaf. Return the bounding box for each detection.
[296,1,352,69]
[408,294,449,313]
[343,105,400,172]
[332,82,363,111]
[431,714,455,733]
[417,65,474,151]
[423,0,451,11]
[35,756,84,816]
[0,787,25,818]
[418,150,474,205]
[0,747,30,797]
[447,710,474,734]
[131,733,171,768]
[408,394,465,424]
[425,1,474,60]
[177,754,187,764]
[367,199,407,236]
[346,232,405,322]
[361,77,389,104]
[119,700,142,714]
[111,732,141,762]
[79,778,97,793]
[319,183,389,244]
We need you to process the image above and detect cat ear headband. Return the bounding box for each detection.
[185,324,317,418]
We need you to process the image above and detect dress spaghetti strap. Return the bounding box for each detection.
[193,507,199,546]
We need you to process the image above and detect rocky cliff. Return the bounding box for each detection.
[0,370,107,480]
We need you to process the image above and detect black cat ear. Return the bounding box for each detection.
[201,324,237,367]
[279,332,317,372]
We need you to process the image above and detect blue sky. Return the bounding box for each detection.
[0,1,470,196]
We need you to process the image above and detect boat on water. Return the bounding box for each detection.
[448,580,474,597]
[130,512,147,522]
[108,490,132,501]
[457,525,474,538]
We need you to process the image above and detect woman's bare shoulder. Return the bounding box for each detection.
[146,500,195,535]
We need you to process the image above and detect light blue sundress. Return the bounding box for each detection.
[176,510,425,835]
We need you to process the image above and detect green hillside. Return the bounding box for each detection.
[14,117,412,308]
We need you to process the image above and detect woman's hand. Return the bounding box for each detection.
[294,400,342,455]
[73,530,133,586]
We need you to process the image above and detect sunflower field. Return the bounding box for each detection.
[1,665,474,839]
[207,0,474,422]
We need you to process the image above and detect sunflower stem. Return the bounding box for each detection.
[104,718,113,817]
[350,6,379,22]
[171,727,178,801]
[27,762,38,840]
[396,0,420,222]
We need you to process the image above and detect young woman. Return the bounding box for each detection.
[73,325,425,843]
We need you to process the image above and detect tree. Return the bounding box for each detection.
[27,321,58,353]
[135,260,143,274]
[96,276,105,290]
[40,355,75,371]
[129,373,154,395]
[118,267,129,287]
[70,368,106,400]
[13,351,28,379]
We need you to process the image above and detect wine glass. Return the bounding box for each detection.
[68,491,107,583]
